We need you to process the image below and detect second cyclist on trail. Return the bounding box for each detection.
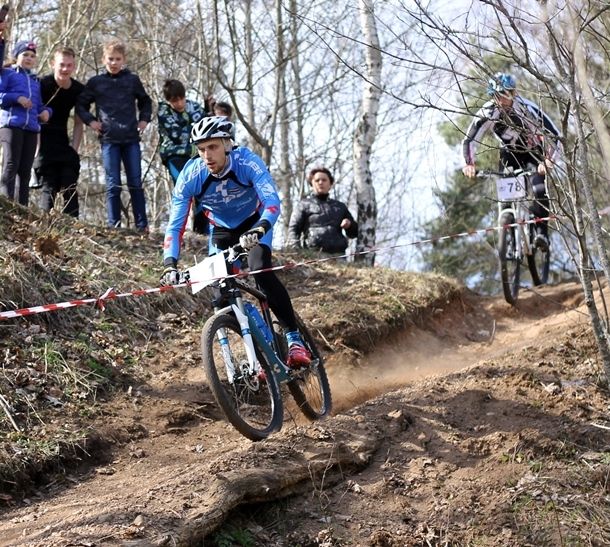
[160,116,311,368]
[462,72,562,252]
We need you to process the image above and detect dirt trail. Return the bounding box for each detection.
[0,281,597,546]
[329,282,586,411]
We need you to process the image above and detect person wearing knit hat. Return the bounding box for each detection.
[12,40,36,58]
[0,37,52,206]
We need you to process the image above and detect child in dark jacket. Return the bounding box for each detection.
[76,39,152,231]
[0,40,52,206]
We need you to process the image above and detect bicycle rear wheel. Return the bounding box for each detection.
[527,225,550,286]
[201,313,283,441]
[499,213,521,305]
[286,314,332,421]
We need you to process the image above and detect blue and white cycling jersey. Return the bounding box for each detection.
[163,146,281,262]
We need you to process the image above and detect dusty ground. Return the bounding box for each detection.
[1,278,608,546]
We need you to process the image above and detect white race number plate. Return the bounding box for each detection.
[496,176,527,201]
[187,253,228,294]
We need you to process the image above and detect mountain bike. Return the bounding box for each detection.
[479,169,550,305]
[185,246,332,441]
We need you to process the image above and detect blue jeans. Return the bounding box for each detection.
[165,155,189,185]
[101,142,148,229]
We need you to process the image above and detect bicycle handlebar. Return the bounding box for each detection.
[476,168,534,178]
[226,244,247,263]
[174,245,249,284]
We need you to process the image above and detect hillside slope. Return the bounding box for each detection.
[0,198,608,546]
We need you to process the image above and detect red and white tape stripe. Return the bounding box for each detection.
[0,212,565,322]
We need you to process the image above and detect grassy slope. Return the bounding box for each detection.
[0,197,462,495]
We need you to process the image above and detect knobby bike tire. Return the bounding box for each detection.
[499,213,521,305]
[527,224,550,286]
[286,314,332,421]
[201,313,283,441]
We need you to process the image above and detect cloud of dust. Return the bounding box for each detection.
[327,329,476,413]
[324,281,590,415]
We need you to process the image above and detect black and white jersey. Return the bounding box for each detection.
[462,95,561,166]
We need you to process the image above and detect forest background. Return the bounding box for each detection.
[8,0,469,269]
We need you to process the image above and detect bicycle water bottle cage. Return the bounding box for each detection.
[244,302,273,344]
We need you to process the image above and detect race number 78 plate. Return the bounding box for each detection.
[496,175,526,201]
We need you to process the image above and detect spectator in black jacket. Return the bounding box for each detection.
[287,167,358,255]
[35,46,84,218]
[76,39,152,231]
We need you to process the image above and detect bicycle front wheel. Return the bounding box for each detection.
[201,313,283,441]
[499,213,521,305]
[527,225,550,286]
[287,314,332,421]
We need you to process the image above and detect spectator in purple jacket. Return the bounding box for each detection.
[0,40,52,206]
[76,39,151,231]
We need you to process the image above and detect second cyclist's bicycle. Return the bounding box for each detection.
[479,169,550,305]
[186,246,332,441]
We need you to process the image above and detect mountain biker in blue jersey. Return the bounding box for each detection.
[160,116,311,368]
[462,72,561,251]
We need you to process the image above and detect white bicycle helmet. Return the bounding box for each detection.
[190,116,235,144]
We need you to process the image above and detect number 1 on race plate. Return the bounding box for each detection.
[187,253,228,295]
[496,176,527,201]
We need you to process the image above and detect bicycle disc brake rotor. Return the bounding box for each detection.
[239,361,261,391]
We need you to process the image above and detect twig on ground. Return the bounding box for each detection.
[315,327,334,350]
[488,319,497,344]
[0,393,20,432]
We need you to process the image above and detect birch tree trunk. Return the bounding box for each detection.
[276,0,292,237]
[289,0,306,199]
[353,0,381,265]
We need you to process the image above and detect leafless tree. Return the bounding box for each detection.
[6,1,435,269]
[353,0,382,265]
[398,0,610,382]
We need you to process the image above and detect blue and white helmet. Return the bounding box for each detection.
[190,116,235,144]
[487,72,517,97]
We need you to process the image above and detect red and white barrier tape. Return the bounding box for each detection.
[0,212,566,322]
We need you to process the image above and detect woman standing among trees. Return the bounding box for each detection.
[287,167,358,255]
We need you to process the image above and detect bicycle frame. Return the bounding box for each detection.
[492,170,536,257]
[194,246,332,439]
[498,198,532,259]
[209,268,305,386]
